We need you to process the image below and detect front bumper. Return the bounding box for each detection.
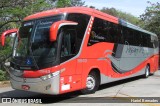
[9,73,60,95]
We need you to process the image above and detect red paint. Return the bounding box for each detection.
[23,66,60,78]
[50,20,78,41]
[1,29,18,46]
[1,7,159,95]
[24,7,118,24]
[22,7,159,94]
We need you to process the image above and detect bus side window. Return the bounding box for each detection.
[67,13,90,52]
[60,29,76,62]
[87,17,122,46]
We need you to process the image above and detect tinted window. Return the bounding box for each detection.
[122,26,154,48]
[19,21,34,38]
[61,29,76,57]
[60,28,77,63]
[87,17,154,48]
[123,27,133,45]
[67,13,90,51]
[135,31,142,46]
[88,17,123,46]
[153,36,159,48]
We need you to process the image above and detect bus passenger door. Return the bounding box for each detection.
[59,28,81,92]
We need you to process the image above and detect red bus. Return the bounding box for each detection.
[1,7,159,95]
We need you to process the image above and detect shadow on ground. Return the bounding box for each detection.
[0,75,145,104]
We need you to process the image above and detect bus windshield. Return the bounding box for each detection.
[12,15,63,69]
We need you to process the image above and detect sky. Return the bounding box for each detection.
[83,0,160,17]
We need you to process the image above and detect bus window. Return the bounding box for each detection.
[60,29,76,62]
[67,13,90,52]
[88,17,123,46]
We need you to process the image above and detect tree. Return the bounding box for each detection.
[0,0,52,33]
[0,0,86,33]
[56,0,85,8]
[140,1,160,38]
[89,6,96,9]
[0,0,53,74]
[56,0,71,8]
[101,7,141,26]
[0,0,53,58]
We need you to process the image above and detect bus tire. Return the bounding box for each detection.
[81,71,100,94]
[144,65,150,78]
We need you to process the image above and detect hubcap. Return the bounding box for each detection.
[86,75,95,90]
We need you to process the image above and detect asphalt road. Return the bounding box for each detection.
[0,71,160,106]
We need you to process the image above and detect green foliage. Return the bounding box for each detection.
[56,0,71,8]
[140,2,160,38]
[0,0,52,33]
[0,37,12,59]
[0,37,13,71]
[101,7,141,26]
[0,0,86,77]
[0,0,85,33]
[56,0,85,8]
[0,0,53,72]
[0,70,8,81]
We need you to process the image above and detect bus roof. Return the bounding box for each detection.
[24,7,118,24]
[24,7,157,37]
[119,19,157,36]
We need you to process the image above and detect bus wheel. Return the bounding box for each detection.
[81,72,100,94]
[144,65,150,78]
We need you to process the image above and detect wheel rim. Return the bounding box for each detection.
[146,66,149,77]
[86,75,95,90]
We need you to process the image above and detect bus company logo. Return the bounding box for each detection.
[91,31,105,40]
[2,98,11,103]
[2,98,42,103]
[125,44,148,56]
[26,58,32,65]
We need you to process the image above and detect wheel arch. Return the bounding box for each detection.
[88,68,101,85]
[81,68,101,94]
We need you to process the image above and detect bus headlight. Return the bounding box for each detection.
[41,71,60,80]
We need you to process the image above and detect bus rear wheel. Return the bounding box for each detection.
[144,65,150,78]
[81,72,100,94]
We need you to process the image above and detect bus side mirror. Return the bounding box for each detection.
[50,21,78,42]
[1,29,18,46]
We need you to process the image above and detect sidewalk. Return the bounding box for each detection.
[0,81,10,87]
